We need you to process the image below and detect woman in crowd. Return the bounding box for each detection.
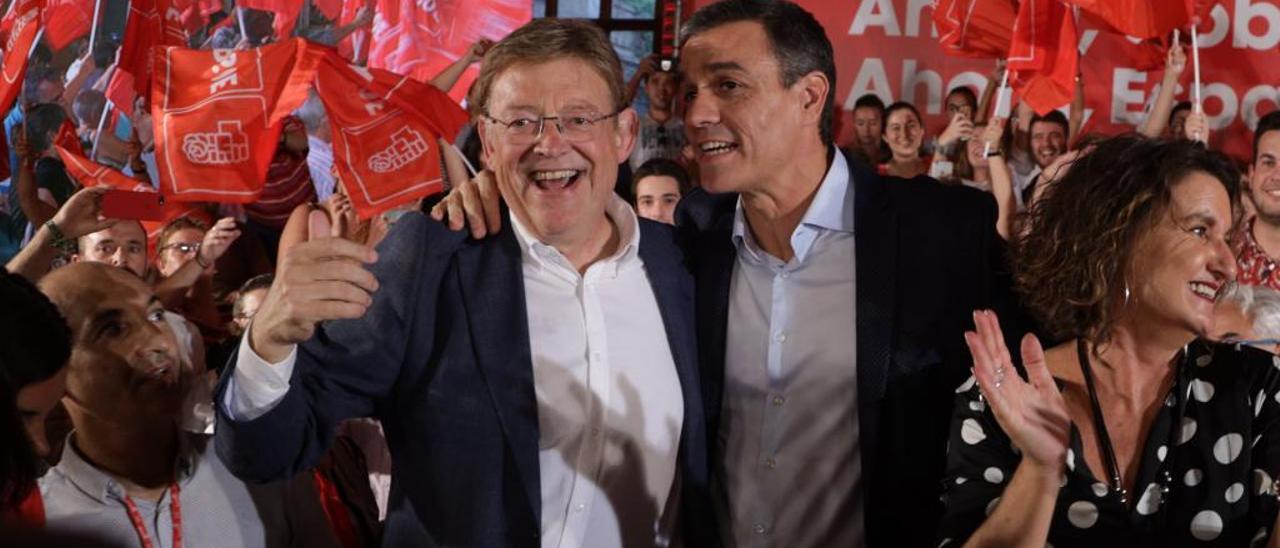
[881,101,930,178]
[940,135,1280,545]
[0,269,71,528]
[934,118,1017,240]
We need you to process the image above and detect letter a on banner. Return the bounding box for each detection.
[313,52,469,219]
[152,38,323,203]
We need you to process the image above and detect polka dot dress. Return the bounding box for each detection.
[937,341,1280,546]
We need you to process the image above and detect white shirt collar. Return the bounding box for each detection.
[732,151,853,264]
[509,194,641,279]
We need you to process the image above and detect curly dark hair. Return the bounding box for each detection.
[1013,134,1241,344]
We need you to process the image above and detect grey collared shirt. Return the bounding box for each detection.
[720,152,864,547]
[40,432,337,548]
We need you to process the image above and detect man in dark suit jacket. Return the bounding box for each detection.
[431,2,1018,545]
[676,1,1014,546]
[214,19,716,547]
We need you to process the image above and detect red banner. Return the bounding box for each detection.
[740,0,1280,161]
[56,144,144,190]
[1007,0,1079,115]
[54,120,84,158]
[933,0,1016,59]
[367,0,529,101]
[314,54,464,218]
[42,0,94,51]
[105,67,137,118]
[0,0,41,113]
[151,38,323,202]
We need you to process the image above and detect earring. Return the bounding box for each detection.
[1124,283,1131,306]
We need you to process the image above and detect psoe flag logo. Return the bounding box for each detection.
[182,120,250,165]
[368,126,429,174]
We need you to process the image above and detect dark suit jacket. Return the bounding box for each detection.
[677,150,1014,547]
[214,213,717,547]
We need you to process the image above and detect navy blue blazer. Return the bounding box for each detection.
[676,150,1016,547]
[214,212,716,547]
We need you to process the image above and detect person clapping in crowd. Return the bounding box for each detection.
[940,135,1280,545]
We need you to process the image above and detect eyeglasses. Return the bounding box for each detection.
[161,242,201,255]
[482,110,620,144]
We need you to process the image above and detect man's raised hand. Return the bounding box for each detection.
[248,210,379,363]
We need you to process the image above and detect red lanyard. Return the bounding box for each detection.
[122,483,182,548]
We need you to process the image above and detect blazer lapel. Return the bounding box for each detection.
[455,228,542,522]
[637,223,706,470]
[853,160,897,473]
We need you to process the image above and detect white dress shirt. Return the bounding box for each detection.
[224,196,685,548]
[306,135,335,203]
[720,152,864,547]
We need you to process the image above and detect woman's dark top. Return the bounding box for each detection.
[939,341,1280,547]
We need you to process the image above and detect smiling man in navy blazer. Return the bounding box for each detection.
[213,19,715,548]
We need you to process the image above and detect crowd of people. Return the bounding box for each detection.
[4,0,1280,546]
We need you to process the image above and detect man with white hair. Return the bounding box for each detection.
[1214,283,1280,354]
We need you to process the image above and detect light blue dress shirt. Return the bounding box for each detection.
[720,152,864,547]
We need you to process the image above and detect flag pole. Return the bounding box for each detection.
[984,63,1010,158]
[87,0,104,54]
[1190,25,1202,113]
[237,7,248,42]
[90,100,112,162]
[451,143,477,177]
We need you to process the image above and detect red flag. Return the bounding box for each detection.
[368,0,529,101]
[55,144,144,190]
[105,68,137,118]
[41,0,94,51]
[1007,0,1079,115]
[0,0,42,113]
[315,0,342,20]
[335,0,371,62]
[239,0,303,42]
[197,0,221,16]
[117,0,191,112]
[151,38,324,203]
[54,120,85,158]
[313,53,465,218]
[933,0,1017,59]
[1063,0,1199,40]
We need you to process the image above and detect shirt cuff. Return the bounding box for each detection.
[223,335,297,422]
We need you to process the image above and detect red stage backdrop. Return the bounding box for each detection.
[688,0,1280,162]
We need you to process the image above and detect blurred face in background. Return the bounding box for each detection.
[634,175,681,225]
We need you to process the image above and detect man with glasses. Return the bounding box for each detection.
[215,18,716,547]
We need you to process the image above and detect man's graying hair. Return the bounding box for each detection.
[682,0,837,146]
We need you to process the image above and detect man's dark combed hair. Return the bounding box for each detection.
[631,158,692,198]
[853,93,885,112]
[1014,134,1241,344]
[0,270,71,506]
[1254,110,1280,163]
[1030,109,1071,140]
[24,103,66,153]
[683,0,837,146]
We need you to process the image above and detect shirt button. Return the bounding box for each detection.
[775,332,787,343]
[753,523,767,535]
[780,271,790,279]
[772,395,785,406]
[765,457,777,469]
[576,503,585,512]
